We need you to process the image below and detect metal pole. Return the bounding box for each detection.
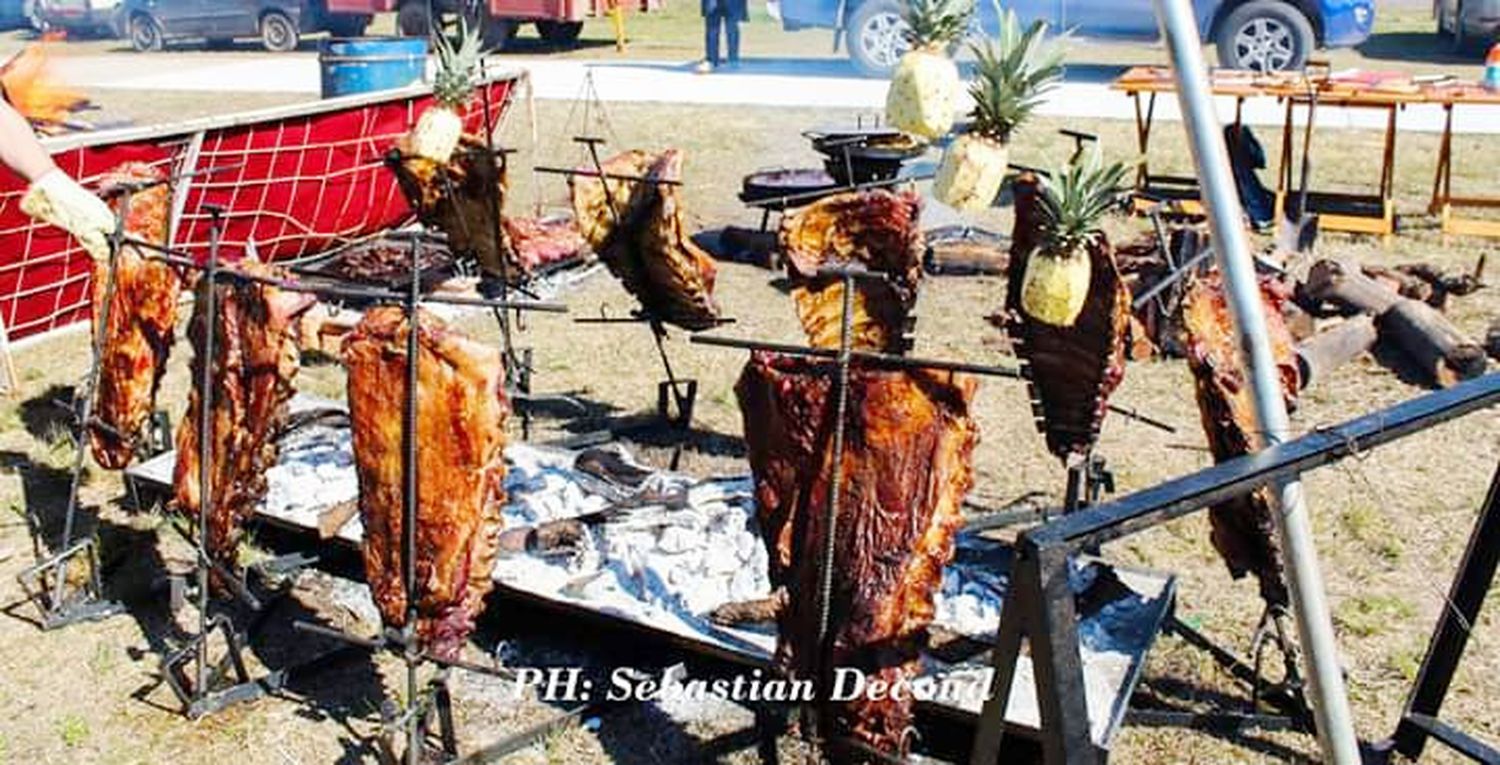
[196,208,222,699]
[403,234,422,765]
[1151,1,1359,762]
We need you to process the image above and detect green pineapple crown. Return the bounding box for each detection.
[967,5,1068,142]
[432,16,486,108]
[901,0,974,50]
[1035,147,1131,255]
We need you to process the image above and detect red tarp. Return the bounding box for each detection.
[0,77,515,343]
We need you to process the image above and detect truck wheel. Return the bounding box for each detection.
[397,2,431,36]
[129,13,164,52]
[847,0,909,78]
[1215,0,1314,72]
[483,18,517,49]
[327,14,371,37]
[537,20,583,45]
[260,10,299,52]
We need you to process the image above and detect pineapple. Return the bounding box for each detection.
[1018,148,1130,327]
[409,18,484,164]
[933,7,1066,213]
[884,0,973,139]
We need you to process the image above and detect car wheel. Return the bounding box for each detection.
[396,1,430,36]
[847,0,909,78]
[482,17,516,49]
[129,13,164,52]
[260,10,298,52]
[537,19,583,45]
[1216,0,1314,72]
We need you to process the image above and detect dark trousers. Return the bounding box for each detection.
[705,7,740,66]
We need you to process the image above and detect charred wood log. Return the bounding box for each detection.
[1304,259,1487,387]
[1295,316,1377,390]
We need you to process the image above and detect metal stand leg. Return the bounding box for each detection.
[16,192,133,630]
[1383,463,1500,763]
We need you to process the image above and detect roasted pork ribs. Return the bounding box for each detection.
[88,163,179,469]
[569,149,720,330]
[343,307,508,661]
[779,190,924,353]
[391,135,522,283]
[172,258,315,585]
[737,353,978,762]
[1003,175,1130,461]
[1182,273,1301,607]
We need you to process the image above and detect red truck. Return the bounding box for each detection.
[322,0,658,47]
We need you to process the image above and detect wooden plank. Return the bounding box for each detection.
[0,312,16,397]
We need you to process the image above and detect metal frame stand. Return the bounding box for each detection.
[1378,463,1500,764]
[968,374,1500,764]
[14,188,142,630]
[159,207,285,719]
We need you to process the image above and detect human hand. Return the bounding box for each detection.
[20,168,116,260]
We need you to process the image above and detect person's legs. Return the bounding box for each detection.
[726,16,740,65]
[704,8,721,67]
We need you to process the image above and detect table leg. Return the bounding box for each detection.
[1430,104,1454,216]
[1380,105,1398,241]
[1274,97,1295,224]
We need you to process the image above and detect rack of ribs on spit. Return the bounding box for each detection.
[779,189,924,353]
[1181,273,1301,608]
[1003,174,1130,461]
[737,353,978,762]
[730,188,977,762]
[390,135,523,283]
[88,163,179,469]
[172,258,316,589]
[568,149,721,330]
[342,307,508,661]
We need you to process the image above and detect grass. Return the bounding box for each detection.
[56,715,88,748]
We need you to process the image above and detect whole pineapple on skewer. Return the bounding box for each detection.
[884,0,974,140]
[933,8,1065,213]
[408,17,485,165]
[1018,147,1131,326]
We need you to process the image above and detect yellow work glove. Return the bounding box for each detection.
[20,169,116,261]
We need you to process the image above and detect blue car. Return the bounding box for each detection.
[770,0,1376,76]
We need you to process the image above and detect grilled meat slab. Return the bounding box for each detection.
[391,135,521,283]
[343,307,508,661]
[1182,273,1301,607]
[1003,175,1130,461]
[737,352,978,762]
[569,149,720,330]
[172,258,315,584]
[89,163,179,469]
[779,190,924,353]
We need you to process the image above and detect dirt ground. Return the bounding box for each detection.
[1,92,1499,765]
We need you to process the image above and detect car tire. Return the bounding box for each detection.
[537,19,583,45]
[1216,0,1315,72]
[847,0,909,78]
[260,10,298,52]
[128,13,164,52]
[482,17,517,49]
[396,1,430,36]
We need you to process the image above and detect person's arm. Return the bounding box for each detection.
[2,96,116,259]
[0,97,58,183]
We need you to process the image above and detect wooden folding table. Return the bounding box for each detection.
[1270,86,1421,242]
[1426,85,1500,239]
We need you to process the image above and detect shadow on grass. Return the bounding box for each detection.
[18,383,78,443]
[1356,31,1492,66]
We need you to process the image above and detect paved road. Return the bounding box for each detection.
[50,51,1500,134]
